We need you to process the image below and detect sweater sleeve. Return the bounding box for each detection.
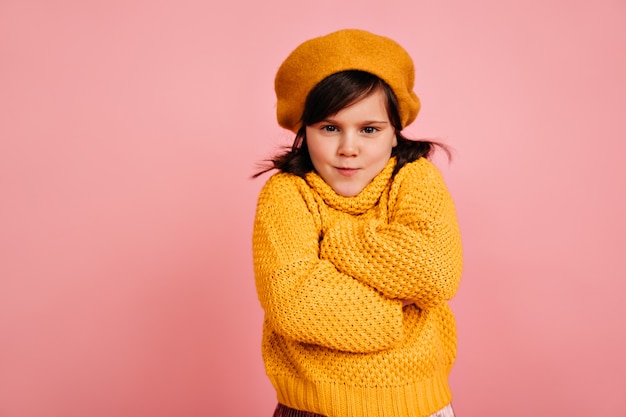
[319,159,463,309]
[253,173,404,353]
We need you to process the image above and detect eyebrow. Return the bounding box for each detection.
[319,119,389,124]
[361,120,389,124]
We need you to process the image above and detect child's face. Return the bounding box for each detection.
[305,89,397,197]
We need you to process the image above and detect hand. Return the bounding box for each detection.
[401,299,416,307]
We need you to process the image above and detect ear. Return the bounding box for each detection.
[392,132,398,147]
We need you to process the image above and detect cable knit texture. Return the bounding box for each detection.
[253,157,463,417]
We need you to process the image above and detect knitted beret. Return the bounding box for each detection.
[275,29,420,133]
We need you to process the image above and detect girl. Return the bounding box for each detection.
[252,29,463,417]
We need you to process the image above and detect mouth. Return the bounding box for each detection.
[335,167,359,177]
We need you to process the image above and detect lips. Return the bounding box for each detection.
[336,167,359,177]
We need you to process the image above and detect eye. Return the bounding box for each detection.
[321,125,338,132]
[362,126,379,134]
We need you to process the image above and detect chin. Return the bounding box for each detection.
[332,185,363,198]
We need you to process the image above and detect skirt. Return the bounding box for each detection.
[273,403,456,417]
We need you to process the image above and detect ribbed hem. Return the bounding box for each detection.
[269,372,452,417]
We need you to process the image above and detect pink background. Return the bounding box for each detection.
[1,1,625,416]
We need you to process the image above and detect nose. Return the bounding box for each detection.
[337,132,358,157]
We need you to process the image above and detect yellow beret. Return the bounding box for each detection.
[274,29,421,133]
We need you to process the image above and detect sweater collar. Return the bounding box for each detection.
[304,158,396,215]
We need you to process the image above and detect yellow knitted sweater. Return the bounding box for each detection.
[253,157,463,417]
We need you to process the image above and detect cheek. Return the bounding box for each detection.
[305,138,327,167]
[306,135,329,156]
[374,133,396,156]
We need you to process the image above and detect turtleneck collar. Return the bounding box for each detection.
[304,158,396,215]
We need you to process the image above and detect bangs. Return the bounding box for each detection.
[301,70,400,128]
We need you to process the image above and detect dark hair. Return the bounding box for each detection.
[253,70,449,179]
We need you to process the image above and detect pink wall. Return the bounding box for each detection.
[1,1,625,416]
